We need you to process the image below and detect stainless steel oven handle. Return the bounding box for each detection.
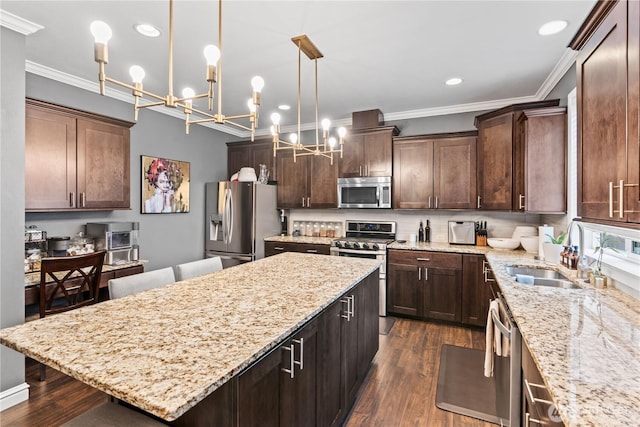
[334,247,386,256]
[491,306,512,340]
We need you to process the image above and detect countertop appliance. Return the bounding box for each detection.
[448,220,476,245]
[330,220,396,316]
[86,221,139,265]
[205,181,280,268]
[337,177,391,209]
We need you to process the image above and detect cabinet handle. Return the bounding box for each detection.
[525,412,546,426]
[519,194,525,210]
[435,197,439,209]
[418,267,421,280]
[306,249,318,253]
[365,165,369,176]
[349,295,355,319]
[483,260,495,282]
[425,267,428,281]
[292,338,304,370]
[281,344,295,379]
[341,298,351,321]
[525,379,555,406]
[416,257,431,262]
[619,179,624,219]
[274,246,285,251]
[307,197,310,207]
[301,197,306,208]
[609,181,614,218]
[477,195,482,209]
[70,192,75,208]
[428,196,432,209]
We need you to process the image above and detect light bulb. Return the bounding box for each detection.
[251,76,265,92]
[328,137,337,148]
[203,45,221,65]
[289,133,298,144]
[271,112,281,125]
[338,127,347,138]
[90,21,112,44]
[247,99,256,113]
[129,65,145,83]
[182,87,195,99]
[321,118,331,131]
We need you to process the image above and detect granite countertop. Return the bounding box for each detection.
[24,260,147,288]
[1,253,381,421]
[387,242,640,426]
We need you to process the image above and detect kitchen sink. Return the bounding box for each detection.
[505,266,582,289]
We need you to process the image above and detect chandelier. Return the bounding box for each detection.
[270,35,346,164]
[90,0,263,139]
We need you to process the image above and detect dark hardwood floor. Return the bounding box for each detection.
[1,318,494,427]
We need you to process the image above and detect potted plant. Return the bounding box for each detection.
[542,231,567,263]
[589,232,617,288]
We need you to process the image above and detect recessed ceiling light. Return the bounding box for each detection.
[135,24,160,38]
[538,20,568,36]
[278,104,291,110]
[445,78,462,86]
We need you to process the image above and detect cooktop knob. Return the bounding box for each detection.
[362,243,370,250]
[334,241,341,247]
[372,243,380,251]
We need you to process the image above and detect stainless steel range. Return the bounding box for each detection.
[330,220,396,316]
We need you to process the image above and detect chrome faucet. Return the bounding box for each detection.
[563,221,590,279]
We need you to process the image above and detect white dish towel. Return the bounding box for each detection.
[484,299,500,377]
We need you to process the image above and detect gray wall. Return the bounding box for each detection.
[1,26,27,395]
[25,74,232,271]
[545,63,576,106]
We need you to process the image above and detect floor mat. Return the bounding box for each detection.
[436,344,507,425]
[379,317,396,335]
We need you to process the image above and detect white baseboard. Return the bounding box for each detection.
[0,382,30,411]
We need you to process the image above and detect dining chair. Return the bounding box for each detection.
[174,256,223,281]
[107,267,175,299]
[38,250,107,380]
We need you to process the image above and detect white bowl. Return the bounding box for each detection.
[487,238,520,250]
[237,167,257,182]
[520,236,539,253]
[512,226,538,241]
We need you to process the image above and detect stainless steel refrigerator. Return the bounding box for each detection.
[205,181,280,268]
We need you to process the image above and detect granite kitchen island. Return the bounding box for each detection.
[1,253,381,425]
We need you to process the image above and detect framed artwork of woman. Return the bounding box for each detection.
[141,155,190,214]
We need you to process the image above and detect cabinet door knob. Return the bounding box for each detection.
[477,195,482,209]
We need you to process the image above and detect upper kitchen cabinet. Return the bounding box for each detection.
[339,126,399,178]
[25,99,133,211]
[474,99,564,211]
[514,107,567,213]
[227,138,276,181]
[570,0,640,225]
[275,150,338,209]
[393,131,477,209]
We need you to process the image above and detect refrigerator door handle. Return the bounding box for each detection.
[227,188,234,244]
[223,188,230,244]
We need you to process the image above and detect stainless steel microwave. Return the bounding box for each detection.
[337,177,391,209]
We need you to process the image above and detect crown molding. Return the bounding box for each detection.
[25,45,576,139]
[0,10,43,35]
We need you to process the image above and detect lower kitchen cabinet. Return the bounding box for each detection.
[387,250,461,323]
[232,269,379,427]
[461,254,492,327]
[264,241,331,257]
[522,340,564,427]
[237,318,319,427]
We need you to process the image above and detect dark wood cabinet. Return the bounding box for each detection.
[227,138,276,181]
[521,339,564,427]
[275,150,338,209]
[340,126,399,178]
[393,132,477,209]
[25,99,133,211]
[387,250,461,322]
[475,100,563,211]
[461,254,492,327]
[264,241,331,257]
[235,269,378,427]
[571,0,640,225]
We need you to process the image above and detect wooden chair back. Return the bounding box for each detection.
[39,251,106,318]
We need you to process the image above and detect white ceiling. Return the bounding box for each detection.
[1,0,596,137]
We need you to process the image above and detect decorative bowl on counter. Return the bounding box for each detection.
[512,226,537,241]
[487,238,520,250]
[520,236,540,253]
